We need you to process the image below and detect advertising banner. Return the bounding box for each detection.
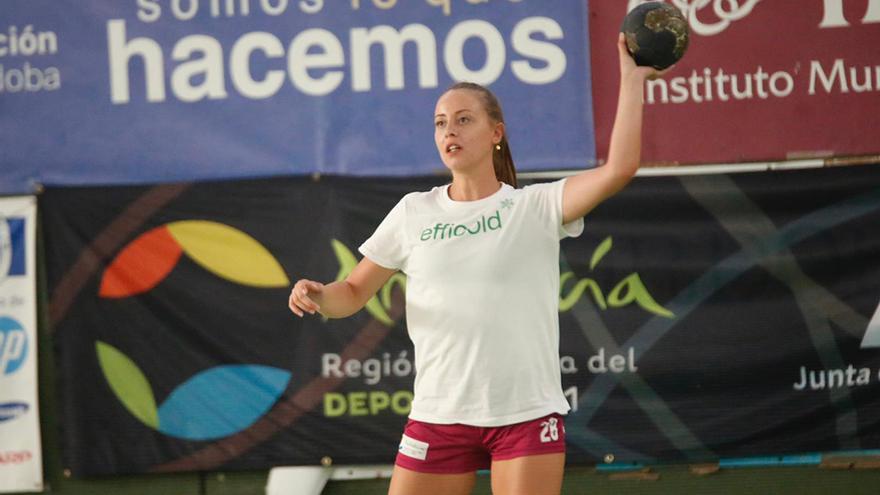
[0,0,594,194]
[0,196,43,493]
[42,165,880,475]
[590,0,880,165]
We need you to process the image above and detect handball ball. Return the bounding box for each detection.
[620,1,690,70]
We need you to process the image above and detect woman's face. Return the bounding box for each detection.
[433,89,503,174]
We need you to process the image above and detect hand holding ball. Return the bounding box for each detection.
[621,2,690,70]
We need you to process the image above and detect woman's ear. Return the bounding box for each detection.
[494,121,505,144]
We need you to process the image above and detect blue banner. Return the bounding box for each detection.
[0,0,594,194]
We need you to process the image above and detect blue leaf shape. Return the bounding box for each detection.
[156,365,291,441]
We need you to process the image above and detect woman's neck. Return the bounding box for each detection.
[448,170,501,201]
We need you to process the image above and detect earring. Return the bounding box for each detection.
[495,144,502,151]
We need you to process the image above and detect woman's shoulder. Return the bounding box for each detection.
[519,177,569,198]
[400,184,447,206]
[387,185,448,217]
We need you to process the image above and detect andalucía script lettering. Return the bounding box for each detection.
[329,237,675,325]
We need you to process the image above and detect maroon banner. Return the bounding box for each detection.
[590,0,880,165]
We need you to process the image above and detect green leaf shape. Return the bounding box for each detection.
[330,239,393,326]
[96,341,159,429]
[381,273,407,311]
[590,236,613,271]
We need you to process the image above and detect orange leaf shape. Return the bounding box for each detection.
[99,226,183,298]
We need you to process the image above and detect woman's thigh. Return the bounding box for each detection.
[490,452,565,495]
[387,465,477,495]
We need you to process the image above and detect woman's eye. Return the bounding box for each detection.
[458,116,470,124]
[435,120,445,128]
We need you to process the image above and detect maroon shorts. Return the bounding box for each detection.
[394,413,566,474]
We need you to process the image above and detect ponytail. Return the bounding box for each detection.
[493,137,517,188]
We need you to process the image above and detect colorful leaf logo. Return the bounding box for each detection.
[100,221,289,298]
[96,341,159,429]
[96,341,291,441]
[99,227,183,299]
[156,364,291,440]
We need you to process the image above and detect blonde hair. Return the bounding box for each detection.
[444,82,517,188]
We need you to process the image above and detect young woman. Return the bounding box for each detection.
[289,34,662,495]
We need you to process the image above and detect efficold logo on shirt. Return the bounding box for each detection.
[0,217,26,278]
[419,210,503,242]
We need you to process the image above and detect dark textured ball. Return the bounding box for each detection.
[621,2,690,70]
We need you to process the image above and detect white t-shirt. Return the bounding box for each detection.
[359,178,583,427]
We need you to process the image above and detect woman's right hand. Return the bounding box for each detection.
[289,279,324,317]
